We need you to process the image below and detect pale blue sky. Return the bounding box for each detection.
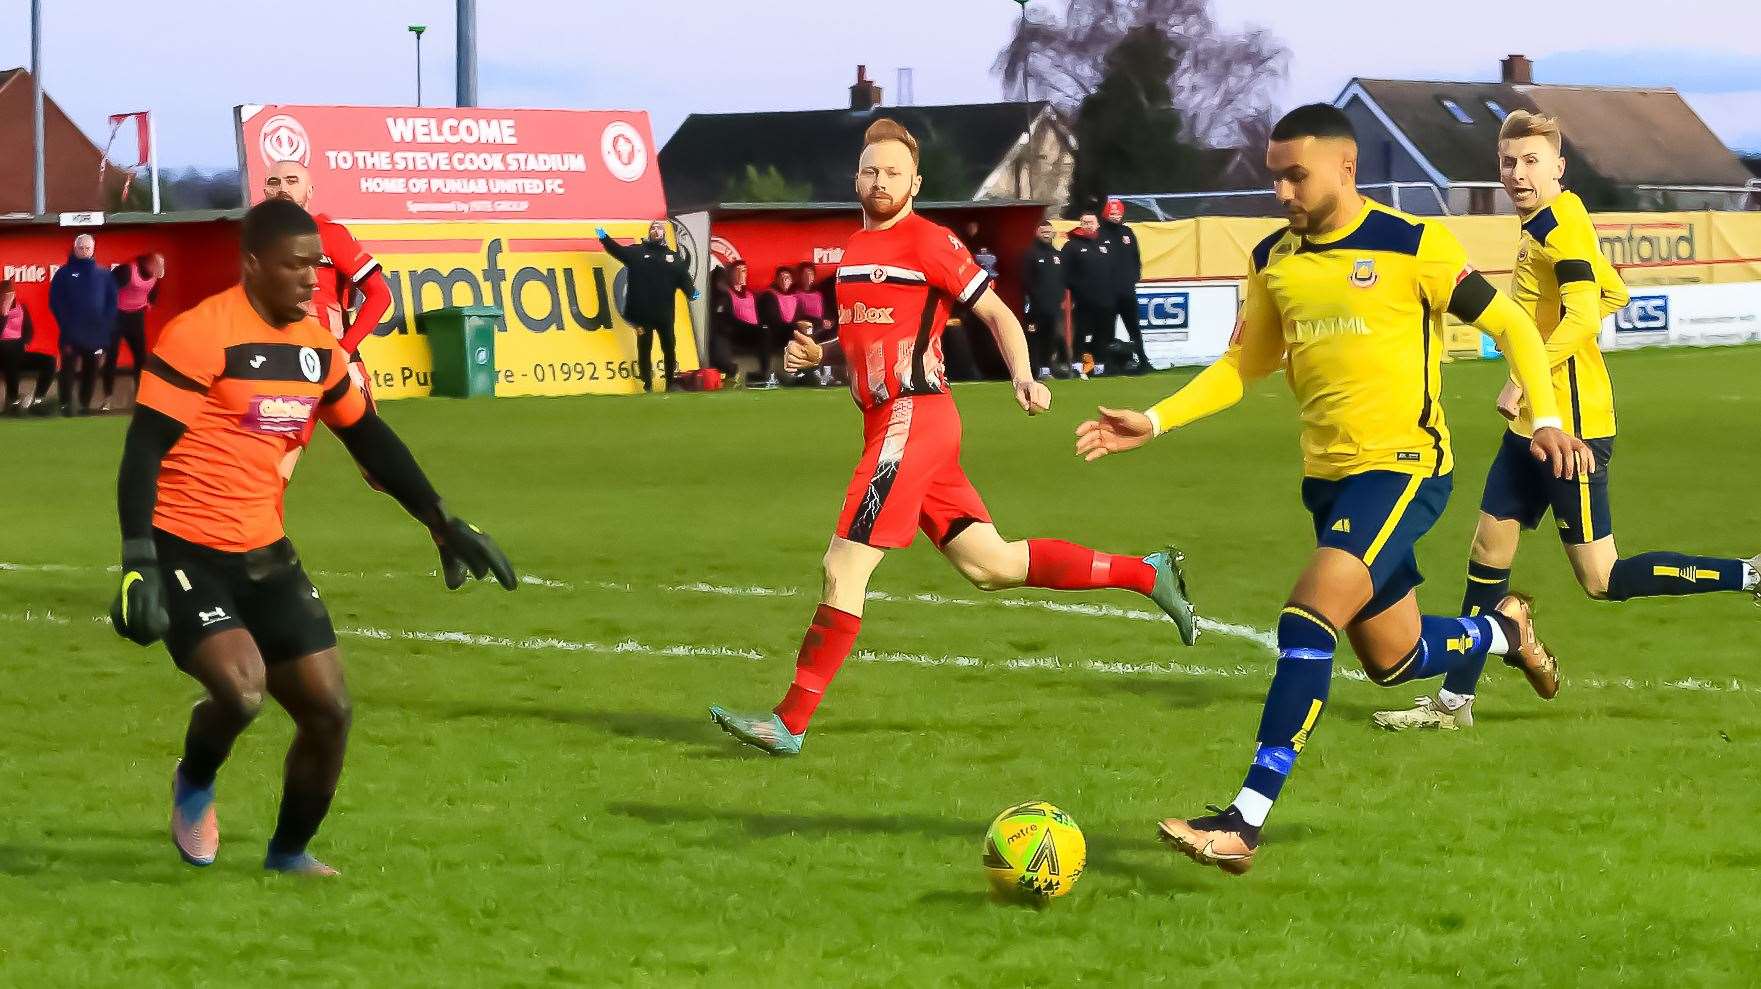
[3,0,1758,171]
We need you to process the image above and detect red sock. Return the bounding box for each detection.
[774,604,862,734]
[1025,539,1156,596]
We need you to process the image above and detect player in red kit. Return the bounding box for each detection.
[709,120,1198,756]
[263,160,394,480]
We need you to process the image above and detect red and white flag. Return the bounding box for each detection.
[107,111,151,166]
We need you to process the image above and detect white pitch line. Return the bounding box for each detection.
[0,610,1747,696]
[0,610,764,663]
[1,559,1280,650]
[666,581,799,598]
[334,625,765,661]
[703,582,1281,651]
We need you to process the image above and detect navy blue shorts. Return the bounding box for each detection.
[1302,471,1453,619]
[1479,429,1614,545]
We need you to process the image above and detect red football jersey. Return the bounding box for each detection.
[308,213,380,342]
[835,212,992,411]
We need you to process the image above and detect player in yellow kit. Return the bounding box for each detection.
[1375,110,1760,731]
[1074,104,1594,874]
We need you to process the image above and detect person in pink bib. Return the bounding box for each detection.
[792,263,837,386]
[2,279,50,415]
[709,260,780,384]
[757,267,802,387]
[103,252,164,410]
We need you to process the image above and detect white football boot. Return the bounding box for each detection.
[1372,692,1475,731]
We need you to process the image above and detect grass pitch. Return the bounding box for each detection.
[3,346,1759,986]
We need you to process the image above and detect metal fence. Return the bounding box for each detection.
[1113,182,1456,221]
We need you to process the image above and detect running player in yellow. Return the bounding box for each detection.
[1375,111,1760,731]
[1074,104,1594,874]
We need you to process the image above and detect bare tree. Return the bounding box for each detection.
[995,0,1289,149]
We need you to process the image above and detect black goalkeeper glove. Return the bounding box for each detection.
[110,537,170,646]
[432,516,518,591]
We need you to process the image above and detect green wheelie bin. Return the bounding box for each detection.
[421,306,503,398]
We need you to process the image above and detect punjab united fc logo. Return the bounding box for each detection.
[601,121,649,183]
[259,114,310,167]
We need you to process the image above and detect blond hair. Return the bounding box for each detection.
[863,118,920,169]
[1498,110,1562,154]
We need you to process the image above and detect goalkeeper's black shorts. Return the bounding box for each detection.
[153,529,336,669]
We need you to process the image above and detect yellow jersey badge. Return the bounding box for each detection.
[1349,259,1378,288]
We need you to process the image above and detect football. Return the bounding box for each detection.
[982,801,1087,900]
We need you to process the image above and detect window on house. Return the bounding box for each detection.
[1483,99,1509,122]
[1439,98,1474,124]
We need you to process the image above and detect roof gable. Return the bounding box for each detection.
[1521,85,1754,187]
[1345,77,1751,189]
[1352,79,1535,184]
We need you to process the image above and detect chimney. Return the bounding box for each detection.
[1501,54,1533,85]
[850,65,884,111]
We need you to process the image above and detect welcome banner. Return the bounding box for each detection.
[236,105,664,222]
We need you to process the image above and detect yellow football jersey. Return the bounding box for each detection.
[1508,190,1628,439]
[1235,201,1476,481]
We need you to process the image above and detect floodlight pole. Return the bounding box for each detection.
[410,25,427,107]
[148,112,161,213]
[1013,0,1033,198]
[456,0,478,107]
[32,0,45,215]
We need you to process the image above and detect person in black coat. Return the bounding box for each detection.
[596,220,698,393]
[704,265,740,379]
[1098,199,1150,372]
[48,233,118,414]
[1021,219,1071,378]
[1060,210,1115,375]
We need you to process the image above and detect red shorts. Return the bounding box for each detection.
[835,395,991,549]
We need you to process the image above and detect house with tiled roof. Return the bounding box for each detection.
[1335,55,1757,214]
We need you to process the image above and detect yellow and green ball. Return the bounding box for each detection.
[982,801,1086,900]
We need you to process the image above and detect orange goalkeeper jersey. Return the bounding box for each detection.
[136,284,368,552]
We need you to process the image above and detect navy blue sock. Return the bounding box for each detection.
[1237,605,1336,823]
[1459,560,1511,617]
[1607,553,1750,601]
[1374,615,1498,686]
[1445,562,1511,695]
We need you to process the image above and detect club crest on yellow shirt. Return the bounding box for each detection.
[1349,258,1378,288]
